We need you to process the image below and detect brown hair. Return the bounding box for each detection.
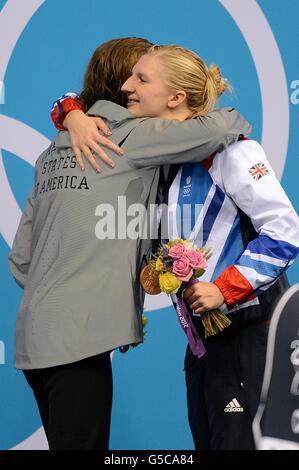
[79,37,153,110]
[147,45,230,117]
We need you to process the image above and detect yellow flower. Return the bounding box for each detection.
[142,314,148,328]
[155,256,164,272]
[142,314,148,338]
[169,239,190,248]
[159,272,182,294]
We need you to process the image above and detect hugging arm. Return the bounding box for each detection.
[51,93,123,171]
[125,108,251,168]
[51,94,251,170]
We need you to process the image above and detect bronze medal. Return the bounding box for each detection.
[139,264,161,295]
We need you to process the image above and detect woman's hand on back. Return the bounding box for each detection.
[63,110,124,172]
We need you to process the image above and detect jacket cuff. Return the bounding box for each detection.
[214,265,254,308]
[51,97,84,131]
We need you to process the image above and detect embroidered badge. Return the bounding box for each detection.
[183,175,192,196]
[248,161,269,181]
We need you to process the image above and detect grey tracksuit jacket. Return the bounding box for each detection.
[8,100,251,369]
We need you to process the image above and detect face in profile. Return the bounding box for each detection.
[121,54,174,118]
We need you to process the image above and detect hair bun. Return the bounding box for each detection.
[208,64,229,96]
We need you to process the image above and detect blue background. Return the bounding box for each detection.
[0,0,298,449]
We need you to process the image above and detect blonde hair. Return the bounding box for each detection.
[147,45,230,117]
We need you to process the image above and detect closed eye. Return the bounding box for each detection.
[137,73,147,83]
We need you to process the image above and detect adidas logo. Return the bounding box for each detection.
[224,398,244,413]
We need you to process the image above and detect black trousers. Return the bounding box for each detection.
[23,352,113,450]
[185,322,269,450]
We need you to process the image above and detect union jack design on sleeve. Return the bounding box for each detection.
[248,161,269,181]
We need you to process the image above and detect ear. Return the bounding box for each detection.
[167,90,187,109]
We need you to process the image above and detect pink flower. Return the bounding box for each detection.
[173,255,193,282]
[168,243,186,259]
[185,250,208,270]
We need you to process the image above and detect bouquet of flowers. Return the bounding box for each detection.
[140,240,231,357]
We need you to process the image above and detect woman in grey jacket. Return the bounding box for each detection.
[9,38,250,450]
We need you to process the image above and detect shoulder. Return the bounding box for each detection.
[214,139,268,171]
[87,100,129,118]
[224,139,265,160]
